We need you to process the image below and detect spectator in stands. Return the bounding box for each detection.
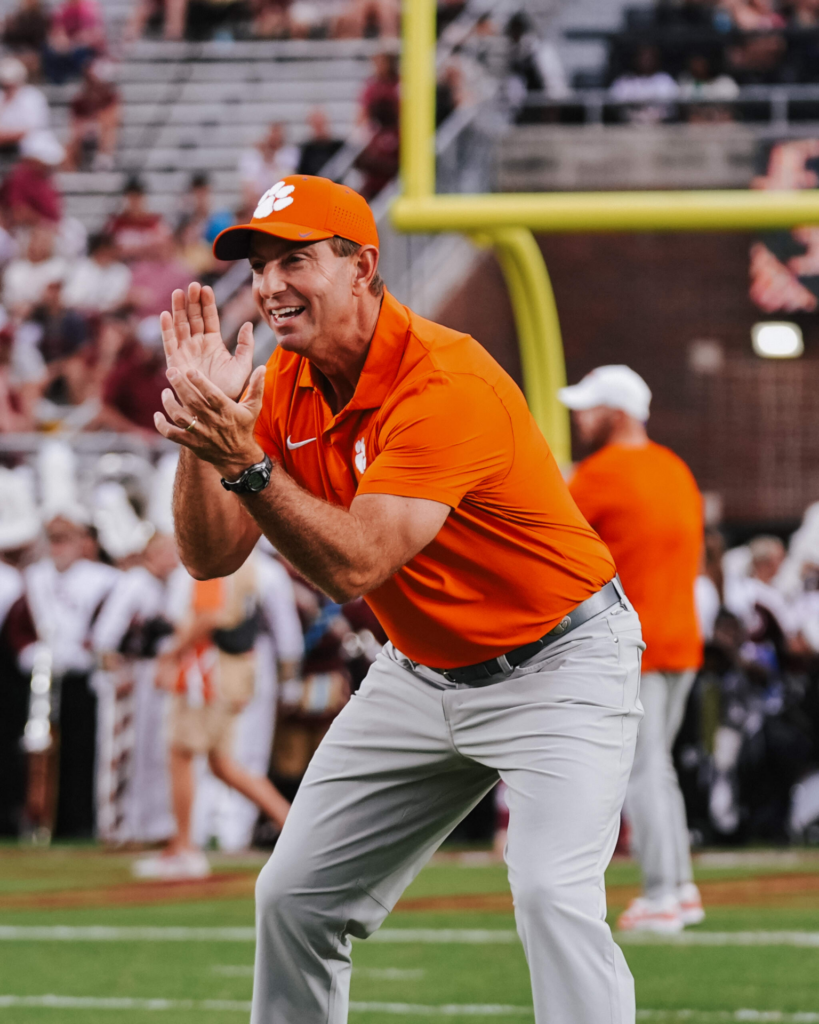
[0,311,40,431]
[42,0,105,84]
[28,279,93,409]
[0,57,49,152]
[104,177,171,262]
[248,0,294,40]
[333,0,399,38]
[781,0,819,82]
[237,123,298,213]
[722,0,787,83]
[353,93,399,200]
[97,315,168,437]
[2,225,66,317]
[297,108,343,177]
[2,0,50,79]
[609,44,680,123]
[66,58,120,172]
[357,50,399,127]
[176,172,233,247]
[504,10,569,114]
[62,232,131,313]
[0,131,64,228]
[678,50,739,121]
[129,234,195,317]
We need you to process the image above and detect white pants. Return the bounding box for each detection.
[624,669,696,900]
[252,600,644,1024]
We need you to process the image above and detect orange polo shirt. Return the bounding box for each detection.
[569,442,703,673]
[255,291,615,668]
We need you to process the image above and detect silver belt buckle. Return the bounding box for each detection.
[549,615,572,637]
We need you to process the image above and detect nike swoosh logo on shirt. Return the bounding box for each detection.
[286,435,317,450]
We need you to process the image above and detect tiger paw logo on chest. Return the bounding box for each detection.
[254,181,295,218]
[354,438,367,475]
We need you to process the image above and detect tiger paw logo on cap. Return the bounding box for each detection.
[254,181,295,219]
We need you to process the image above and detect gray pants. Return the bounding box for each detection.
[252,602,644,1024]
[624,670,696,900]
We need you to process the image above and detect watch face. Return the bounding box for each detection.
[246,470,267,492]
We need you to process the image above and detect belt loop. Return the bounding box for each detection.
[612,575,627,606]
[495,654,514,676]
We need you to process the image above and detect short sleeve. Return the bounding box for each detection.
[356,372,514,507]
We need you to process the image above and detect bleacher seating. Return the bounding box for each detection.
[46,31,383,231]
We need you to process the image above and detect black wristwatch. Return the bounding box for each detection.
[220,453,273,494]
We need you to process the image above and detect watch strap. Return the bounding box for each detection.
[220,453,273,493]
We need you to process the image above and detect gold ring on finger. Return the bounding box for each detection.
[185,416,198,432]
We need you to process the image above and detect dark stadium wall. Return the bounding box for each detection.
[436,232,819,530]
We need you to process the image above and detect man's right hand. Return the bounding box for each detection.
[161,282,254,401]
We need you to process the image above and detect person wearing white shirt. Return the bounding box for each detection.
[2,224,66,316]
[23,514,119,837]
[723,535,793,637]
[62,231,131,313]
[238,123,298,213]
[0,56,49,147]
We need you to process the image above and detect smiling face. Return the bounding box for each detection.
[248,234,377,362]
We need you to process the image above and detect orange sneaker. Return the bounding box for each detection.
[678,882,705,926]
[617,895,683,934]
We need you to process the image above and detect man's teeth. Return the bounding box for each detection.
[272,306,303,323]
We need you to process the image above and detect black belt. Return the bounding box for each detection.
[434,576,626,686]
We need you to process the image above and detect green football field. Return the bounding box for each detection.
[1,844,819,1023]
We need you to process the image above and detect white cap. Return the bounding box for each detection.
[38,439,89,526]
[20,131,65,167]
[0,57,27,87]
[557,365,652,422]
[0,467,41,550]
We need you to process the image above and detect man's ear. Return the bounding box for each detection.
[351,244,379,295]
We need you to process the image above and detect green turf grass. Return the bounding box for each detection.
[0,848,818,1024]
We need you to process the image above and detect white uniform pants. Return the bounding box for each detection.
[624,669,696,900]
[252,601,644,1024]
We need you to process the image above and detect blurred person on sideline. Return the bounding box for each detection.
[19,442,119,837]
[66,58,120,171]
[0,130,64,228]
[92,525,179,844]
[2,0,50,78]
[297,108,343,177]
[723,535,792,636]
[238,123,298,215]
[2,224,66,316]
[0,56,49,151]
[504,10,569,113]
[560,365,705,934]
[0,467,40,834]
[104,176,171,262]
[42,0,105,84]
[95,315,168,437]
[133,558,291,878]
[62,231,131,313]
[154,176,642,1024]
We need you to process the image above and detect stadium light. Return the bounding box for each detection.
[751,322,804,359]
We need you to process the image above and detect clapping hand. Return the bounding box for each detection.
[154,282,267,479]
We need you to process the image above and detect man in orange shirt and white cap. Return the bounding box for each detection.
[559,365,705,934]
[154,176,645,1024]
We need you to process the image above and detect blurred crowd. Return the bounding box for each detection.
[686,510,819,846]
[601,0,819,124]
[0,441,386,862]
[125,0,400,42]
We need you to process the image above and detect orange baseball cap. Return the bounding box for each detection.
[213,175,379,260]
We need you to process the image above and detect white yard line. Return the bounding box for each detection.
[617,932,819,947]
[4,926,819,947]
[638,1013,819,1022]
[0,994,532,1016]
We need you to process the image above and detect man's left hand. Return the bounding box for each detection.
[154,363,267,481]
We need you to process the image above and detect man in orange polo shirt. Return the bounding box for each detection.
[154,175,645,1024]
[559,365,705,934]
